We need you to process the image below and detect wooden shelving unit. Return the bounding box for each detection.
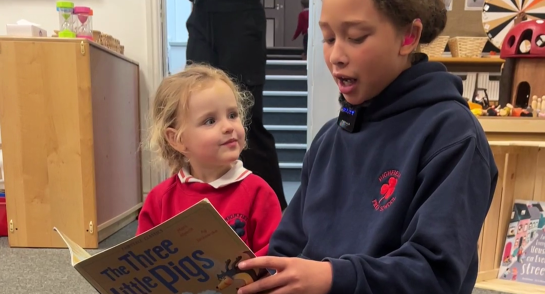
[473,118,545,294]
[479,117,545,141]
[429,57,504,72]
[430,57,504,64]
[0,37,142,249]
[476,279,545,294]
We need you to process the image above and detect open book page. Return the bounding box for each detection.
[53,227,92,266]
[55,199,268,294]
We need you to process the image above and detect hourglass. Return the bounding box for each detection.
[56,1,75,38]
[74,6,93,40]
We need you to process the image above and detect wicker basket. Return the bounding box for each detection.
[419,36,449,57]
[92,30,101,42]
[448,37,488,58]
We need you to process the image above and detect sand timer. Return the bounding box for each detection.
[56,1,75,38]
[73,6,93,40]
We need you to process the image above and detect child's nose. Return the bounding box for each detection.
[330,42,348,66]
[222,121,234,133]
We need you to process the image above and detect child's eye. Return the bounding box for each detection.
[229,112,239,119]
[204,118,215,125]
[322,38,335,45]
[350,36,368,44]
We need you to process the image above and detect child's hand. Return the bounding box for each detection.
[236,256,332,294]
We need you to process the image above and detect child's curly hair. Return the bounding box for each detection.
[147,64,254,174]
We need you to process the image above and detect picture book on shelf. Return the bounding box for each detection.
[54,199,268,294]
[498,200,545,286]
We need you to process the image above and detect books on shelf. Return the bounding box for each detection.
[498,200,545,286]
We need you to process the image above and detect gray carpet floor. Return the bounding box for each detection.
[0,221,138,294]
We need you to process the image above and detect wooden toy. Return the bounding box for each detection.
[498,19,545,109]
[540,96,545,117]
[531,95,538,116]
[498,103,513,116]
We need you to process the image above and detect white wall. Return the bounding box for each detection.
[0,0,162,198]
[166,0,191,74]
[307,0,339,144]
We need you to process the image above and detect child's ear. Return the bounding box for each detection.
[399,20,422,56]
[165,127,187,155]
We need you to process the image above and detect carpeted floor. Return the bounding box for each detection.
[0,221,138,294]
[0,220,512,294]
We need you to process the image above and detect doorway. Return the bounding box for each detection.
[262,0,285,47]
[515,81,530,108]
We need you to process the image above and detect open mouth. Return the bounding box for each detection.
[339,78,357,86]
[335,74,358,94]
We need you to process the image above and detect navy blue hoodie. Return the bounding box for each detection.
[268,55,498,294]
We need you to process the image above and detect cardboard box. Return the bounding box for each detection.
[6,24,47,37]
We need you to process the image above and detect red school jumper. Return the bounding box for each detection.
[293,8,309,40]
[136,160,282,257]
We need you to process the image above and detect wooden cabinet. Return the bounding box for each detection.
[0,37,142,248]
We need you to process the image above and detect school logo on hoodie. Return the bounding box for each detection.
[225,213,247,237]
[372,169,400,212]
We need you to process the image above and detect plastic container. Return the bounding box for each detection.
[56,1,76,38]
[89,9,94,38]
[73,6,93,40]
[0,193,7,237]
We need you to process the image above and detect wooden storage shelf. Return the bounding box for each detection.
[476,279,545,294]
[473,118,545,293]
[479,117,545,141]
[429,57,504,64]
[0,37,142,249]
[429,57,504,72]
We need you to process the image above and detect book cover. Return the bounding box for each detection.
[54,199,268,294]
[498,200,545,286]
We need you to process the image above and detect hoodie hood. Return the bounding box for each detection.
[342,54,468,122]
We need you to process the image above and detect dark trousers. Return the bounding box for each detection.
[186,6,288,210]
[303,33,308,54]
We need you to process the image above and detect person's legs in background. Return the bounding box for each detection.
[302,33,308,60]
[242,84,288,210]
[186,7,217,66]
[213,9,287,210]
[186,6,288,210]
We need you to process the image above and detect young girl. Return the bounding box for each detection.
[237,0,498,293]
[136,64,282,257]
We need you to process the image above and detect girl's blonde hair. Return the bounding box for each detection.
[147,63,254,174]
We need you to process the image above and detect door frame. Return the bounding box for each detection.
[263,0,285,47]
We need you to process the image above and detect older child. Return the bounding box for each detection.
[137,64,282,257]
[237,0,498,293]
[293,0,309,60]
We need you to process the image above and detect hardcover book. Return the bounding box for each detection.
[54,199,267,294]
[498,200,545,286]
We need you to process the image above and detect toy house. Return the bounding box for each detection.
[499,19,545,108]
[528,205,542,240]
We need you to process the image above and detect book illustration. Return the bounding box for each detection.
[216,251,260,291]
[498,200,545,286]
[54,199,267,294]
